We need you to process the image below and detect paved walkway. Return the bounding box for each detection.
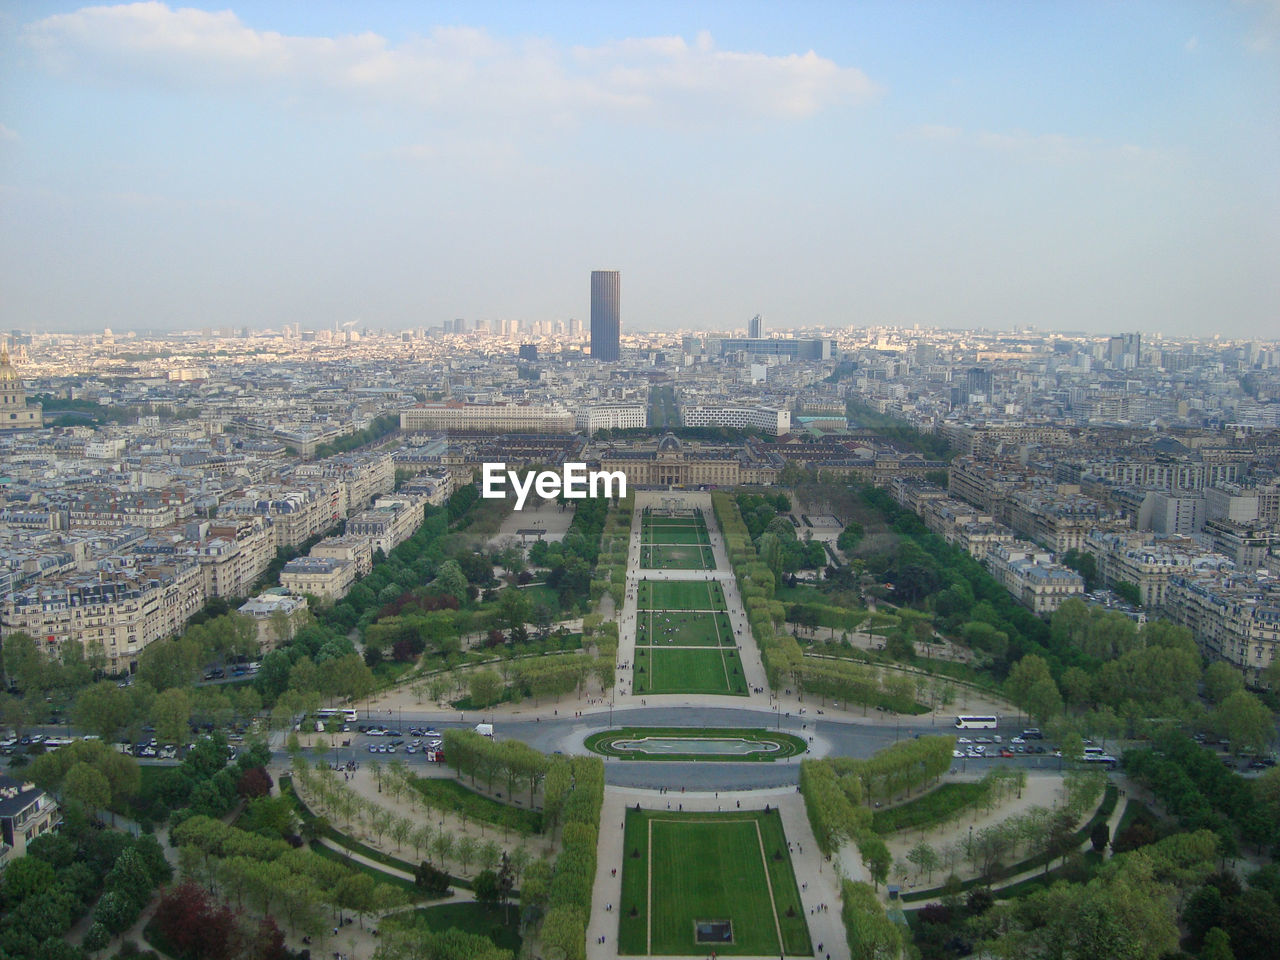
[586,786,851,960]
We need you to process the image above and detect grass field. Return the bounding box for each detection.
[636,610,734,647]
[641,543,715,570]
[403,902,523,954]
[639,579,726,611]
[634,646,749,696]
[618,809,811,957]
[646,524,709,545]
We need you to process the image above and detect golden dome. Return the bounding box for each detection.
[0,348,16,382]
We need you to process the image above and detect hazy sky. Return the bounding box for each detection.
[1,2,1277,336]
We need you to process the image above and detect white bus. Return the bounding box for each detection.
[954,715,999,730]
[316,708,358,723]
[1083,746,1117,763]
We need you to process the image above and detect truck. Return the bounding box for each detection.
[474,723,494,738]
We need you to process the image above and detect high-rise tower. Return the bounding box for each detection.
[749,314,763,339]
[590,270,620,362]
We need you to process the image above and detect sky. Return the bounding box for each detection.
[1,1,1277,337]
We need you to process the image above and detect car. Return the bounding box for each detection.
[953,749,964,758]
[1000,749,1014,758]
[385,730,400,737]
[991,735,1002,744]
[1011,736,1026,745]
[28,734,44,744]
[425,729,439,737]
[386,746,396,753]
[1022,729,1043,740]
[957,737,971,744]
[1032,745,1046,754]
[390,739,405,747]
[973,745,986,754]
[406,745,417,754]
[966,749,981,758]
[367,729,384,736]
[368,744,379,753]
[974,737,992,744]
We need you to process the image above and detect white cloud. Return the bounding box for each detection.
[22,3,878,121]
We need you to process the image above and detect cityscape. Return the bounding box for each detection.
[1,4,1279,960]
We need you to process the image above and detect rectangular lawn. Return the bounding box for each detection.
[634,646,748,696]
[639,579,726,611]
[636,610,733,647]
[641,542,715,570]
[618,809,812,957]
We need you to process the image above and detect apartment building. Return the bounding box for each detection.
[1163,572,1280,682]
[0,776,60,871]
[294,452,395,516]
[985,540,1085,614]
[311,535,374,577]
[574,404,647,434]
[345,494,427,556]
[401,402,575,434]
[279,556,356,602]
[1,559,205,673]
[680,405,791,436]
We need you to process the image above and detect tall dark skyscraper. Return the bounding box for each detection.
[749,314,763,339]
[590,270,620,362]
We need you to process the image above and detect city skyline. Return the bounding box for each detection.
[1,1,1277,336]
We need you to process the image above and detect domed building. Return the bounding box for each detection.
[0,347,42,431]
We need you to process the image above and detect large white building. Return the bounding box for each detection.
[401,402,575,434]
[574,404,647,434]
[681,405,791,436]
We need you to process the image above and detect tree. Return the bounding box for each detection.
[907,840,940,882]
[1216,690,1274,755]
[72,681,136,742]
[1205,661,1245,705]
[153,687,192,746]
[83,921,111,953]
[474,868,501,905]
[434,559,469,604]
[468,669,504,709]
[456,834,478,873]
[1203,927,1235,960]
[93,890,139,936]
[63,762,111,819]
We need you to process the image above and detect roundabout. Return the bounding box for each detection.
[584,726,808,761]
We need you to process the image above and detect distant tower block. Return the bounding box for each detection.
[749,314,763,339]
[590,270,620,362]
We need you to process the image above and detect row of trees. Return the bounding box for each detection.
[828,735,956,805]
[293,760,536,872]
[441,729,549,811]
[171,814,407,940]
[713,492,790,694]
[840,879,903,960]
[538,756,604,960]
[1125,731,1279,854]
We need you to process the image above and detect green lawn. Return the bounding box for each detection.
[636,610,733,647]
[407,902,522,954]
[618,809,811,956]
[634,646,748,696]
[646,525,710,546]
[639,579,726,611]
[641,543,715,570]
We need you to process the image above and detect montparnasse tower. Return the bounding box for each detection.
[0,345,43,432]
